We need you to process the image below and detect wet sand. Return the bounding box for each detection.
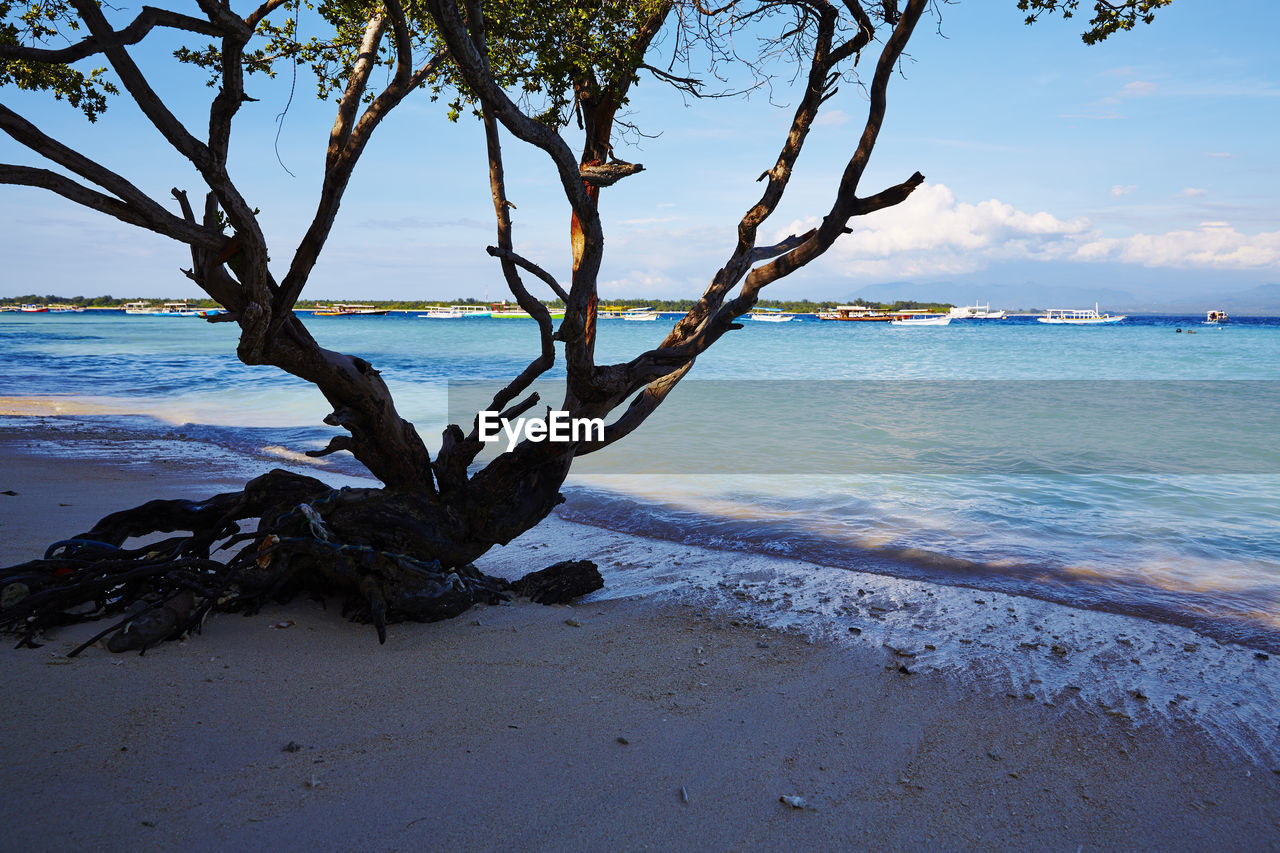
[1,431,1277,851]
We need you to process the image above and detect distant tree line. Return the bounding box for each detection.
[2,295,960,313]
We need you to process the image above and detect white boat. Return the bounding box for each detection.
[419,304,490,318]
[1037,304,1126,325]
[600,306,657,321]
[47,304,85,313]
[1204,310,1228,324]
[153,301,201,316]
[314,303,389,316]
[491,303,566,319]
[948,303,1006,320]
[419,306,464,318]
[890,314,951,326]
[18,304,48,313]
[816,305,898,322]
[123,300,201,316]
[749,309,795,322]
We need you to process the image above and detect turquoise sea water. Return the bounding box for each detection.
[3,310,1278,650]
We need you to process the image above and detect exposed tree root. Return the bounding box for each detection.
[0,469,602,654]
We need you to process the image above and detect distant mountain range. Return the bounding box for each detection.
[851,282,1280,315]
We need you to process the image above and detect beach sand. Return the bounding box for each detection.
[1,430,1278,851]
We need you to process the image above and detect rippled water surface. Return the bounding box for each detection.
[3,310,1278,649]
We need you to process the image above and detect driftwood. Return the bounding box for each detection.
[510,560,604,604]
[0,469,602,654]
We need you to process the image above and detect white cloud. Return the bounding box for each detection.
[764,183,1279,280]
[1073,222,1280,269]
[1180,187,1207,197]
[1118,80,1157,98]
[782,183,1089,278]
[599,270,682,294]
[814,109,851,127]
[1111,185,1137,197]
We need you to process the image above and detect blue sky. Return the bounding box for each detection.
[2,1,1278,308]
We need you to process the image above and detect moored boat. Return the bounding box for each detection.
[419,306,464,318]
[890,314,951,326]
[19,304,49,313]
[490,303,566,319]
[816,305,905,322]
[948,303,1006,320]
[152,301,200,316]
[1037,304,1126,325]
[314,303,389,316]
[749,309,795,322]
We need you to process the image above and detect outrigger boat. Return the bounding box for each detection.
[153,301,200,316]
[418,306,464,318]
[816,305,907,322]
[890,313,951,326]
[948,303,1006,320]
[749,308,795,322]
[490,303,566,319]
[314,303,389,316]
[419,304,492,318]
[598,306,657,320]
[1037,304,1126,325]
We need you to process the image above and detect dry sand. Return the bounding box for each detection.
[1,435,1278,851]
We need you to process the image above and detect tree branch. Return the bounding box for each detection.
[0,104,216,247]
[485,246,570,303]
[0,164,217,247]
[0,6,222,64]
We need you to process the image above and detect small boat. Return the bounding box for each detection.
[490,303,566,319]
[599,306,658,321]
[1037,304,1126,325]
[47,304,85,313]
[816,305,903,322]
[749,309,795,323]
[123,301,157,315]
[418,304,491,318]
[1204,310,1228,324]
[948,303,1006,320]
[890,314,951,326]
[19,304,49,313]
[314,303,389,316]
[152,301,201,316]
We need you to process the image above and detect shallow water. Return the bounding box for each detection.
[2,310,1277,650]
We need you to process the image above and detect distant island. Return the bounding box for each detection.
[1,294,994,314]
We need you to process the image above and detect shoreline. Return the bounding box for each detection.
[1,420,1279,847]
[6,394,1280,658]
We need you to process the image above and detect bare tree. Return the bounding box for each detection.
[0,0,1166,650]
